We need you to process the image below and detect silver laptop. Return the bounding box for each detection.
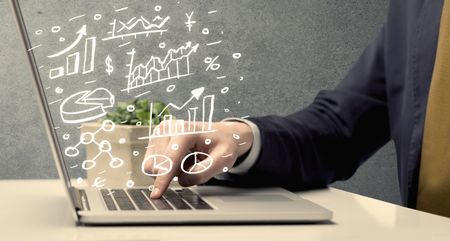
[10,0,332,224]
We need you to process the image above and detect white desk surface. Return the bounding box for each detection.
[0,179,449,241]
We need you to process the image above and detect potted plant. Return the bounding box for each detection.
[81,99,169,188]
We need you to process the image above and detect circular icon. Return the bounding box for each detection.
[51,26,61,33]
[127,105,135,112]
[166,84,176,92]
[126,180,135,188]
[94,14,102,20]
[82,160,96,170]
[222,167,229,172]
[63,133,70,140]
[233,134,240,140]
[141,154,173,177]
[59,37,65,42]
[154,5,162,11]
[80,132,95,145]
[119,138,126,144]
[202,28,209,35]
[136,121,142,126]
[110,157,124,168]
[205,138,211,145]
[232,53,242,59]
[224,108,230,113]
[99,140,112,152]
[55,87,64,94]
[221,87,229,94]
[181,152,213,174]
[101,120,115,132]
[35,29,43,35]
[65,146,79,157]
[133,151,140,156]
[159,42,166,48]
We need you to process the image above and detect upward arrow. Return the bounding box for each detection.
[48,25,87,58]
[157,87,205,117]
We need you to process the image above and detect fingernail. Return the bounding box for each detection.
[151,187,160,198]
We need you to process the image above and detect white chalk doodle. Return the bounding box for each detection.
[59,88,115,124]
[122,42,199,92]
[102,15,170,41]
[185,11,196,32]
[181,152,213,175]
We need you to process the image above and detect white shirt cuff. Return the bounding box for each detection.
[221,118,261,175]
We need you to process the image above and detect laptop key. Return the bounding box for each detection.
[138,188,173,210]
[127,189,154,210]
[111,189,136,211]
[177,189,213,210]
[101,189,117,211]
[150,198,174,210]
[163,189,192,210]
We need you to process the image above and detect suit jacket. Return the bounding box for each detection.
[216,0,445,208]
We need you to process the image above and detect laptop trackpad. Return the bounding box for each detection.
[218,195,293,202]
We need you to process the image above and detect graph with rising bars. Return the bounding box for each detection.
[48,37,96,79]
[139,95,215,140]
[123,42,200,92]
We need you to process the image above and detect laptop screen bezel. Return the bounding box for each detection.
[9,0,79,221]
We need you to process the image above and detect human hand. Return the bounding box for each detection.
[142,121,253,198]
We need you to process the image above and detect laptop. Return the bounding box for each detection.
[10,0,332,224]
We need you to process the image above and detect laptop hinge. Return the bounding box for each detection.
[69,187,91,211]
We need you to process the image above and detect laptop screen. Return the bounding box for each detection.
[17,0,247,188]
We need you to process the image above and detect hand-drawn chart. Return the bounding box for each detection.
[102,15,170,41]
[181,152,213,174]
[141,154,173,177]
[123,42,199,93]
[138,87,215,140]
[28,1,247,183]
[46,25,97,79]
[60,88,114,124]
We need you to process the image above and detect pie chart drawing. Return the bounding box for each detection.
[181,152,213,174]
[141,154,173,177]
[59,88,115,124]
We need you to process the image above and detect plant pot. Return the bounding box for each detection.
[81,121,152,188]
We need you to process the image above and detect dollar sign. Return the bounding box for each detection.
[105,55,113,75]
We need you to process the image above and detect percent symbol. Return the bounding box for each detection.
[204,56,220,71]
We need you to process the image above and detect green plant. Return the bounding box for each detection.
[104,99,170,125]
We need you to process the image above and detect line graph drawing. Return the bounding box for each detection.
[102,15,170,41]
[59,88,114,124]
[138,90,215,140]
[157,87,204,115]
[48,25,87,58]
[122,42,200,92]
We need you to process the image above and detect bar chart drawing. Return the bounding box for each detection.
[122,42,199,92]
[102,16,170,41]
[138,94,215,140]
[48,37,96,79]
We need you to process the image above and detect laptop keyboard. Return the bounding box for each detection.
[100,188,213,211]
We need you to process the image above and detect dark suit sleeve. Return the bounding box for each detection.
[213,26,391,191]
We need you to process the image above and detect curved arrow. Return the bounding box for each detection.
[48,25,87,58]
[157,87,205,116]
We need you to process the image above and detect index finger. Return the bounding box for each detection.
[150,137,191,198]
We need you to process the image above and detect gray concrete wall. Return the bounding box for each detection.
[0,0,400,204]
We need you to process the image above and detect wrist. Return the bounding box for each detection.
[230,122,254,157]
